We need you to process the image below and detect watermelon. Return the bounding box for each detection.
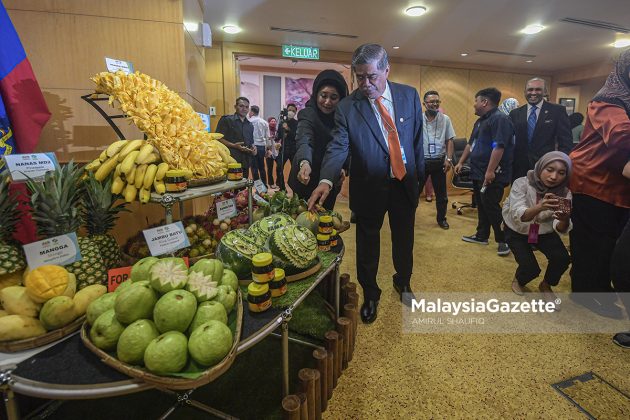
[267,225,318,274]
[296,211,320,235]
[215,229,261,279]
[248,213,295,246]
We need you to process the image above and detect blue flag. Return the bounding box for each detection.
[0,96,15,169]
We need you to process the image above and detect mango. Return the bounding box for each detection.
[73,285,107,316]
[24,265,69,303]
[61,273,77,299]
[0,286,42,317]
[0,315,46,341]
[39,296,78,331]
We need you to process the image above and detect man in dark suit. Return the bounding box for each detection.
[308,44,424,323]
[509,78,572,181]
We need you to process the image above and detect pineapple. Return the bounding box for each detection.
[82,173,127,270]
[0,172,27,276]
[27,162,107,289]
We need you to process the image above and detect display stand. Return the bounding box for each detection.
[80,94,128,141]
[1,244,345,420]
[150,179,254,225]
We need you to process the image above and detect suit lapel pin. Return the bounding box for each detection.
[399,117,403,122]
[544,110,548,114]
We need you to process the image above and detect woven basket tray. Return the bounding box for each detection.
[80,291,242,390]
[0,315,86,353]
[188,175,227,188]
[119,252,216,268]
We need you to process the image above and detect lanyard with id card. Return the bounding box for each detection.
[528,195,541,244]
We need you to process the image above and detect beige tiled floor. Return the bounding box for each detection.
[325,194,629,419]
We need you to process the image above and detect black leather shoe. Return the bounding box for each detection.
[393,283,416,307]
[438,219,450,229]
[360,300,379,324]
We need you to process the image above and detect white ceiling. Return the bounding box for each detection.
[203,0,630,72]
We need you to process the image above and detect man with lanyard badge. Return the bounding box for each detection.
[422,90,456,229]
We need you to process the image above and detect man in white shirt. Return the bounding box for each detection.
[421,90,455,229]
[248,105,270,186]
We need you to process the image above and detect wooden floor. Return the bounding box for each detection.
[324,194,630,419]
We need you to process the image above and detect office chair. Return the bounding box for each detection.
[450,138,476,215]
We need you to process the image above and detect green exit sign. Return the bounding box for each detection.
[282,44,320,60]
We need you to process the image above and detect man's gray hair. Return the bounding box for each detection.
[526,77,548,93]
[351,44,389,71]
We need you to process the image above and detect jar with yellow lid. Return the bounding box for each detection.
[269,268,287,297]
[227,163,243,181]
[330,229,338,247]
[164,169,188,192]
[251,252,274,283]
[317,234,331,251]
[247,282,272,312]
[318,215,334,235]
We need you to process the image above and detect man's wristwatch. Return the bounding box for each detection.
[445,157,453,163]
[299,160,310,168]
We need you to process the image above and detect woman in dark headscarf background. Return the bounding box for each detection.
[568,48,630,321]
[289,69,349,209]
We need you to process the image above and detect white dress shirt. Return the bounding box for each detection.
[249,115,270,147]
[502,177,572,235]
[369,82,395,149]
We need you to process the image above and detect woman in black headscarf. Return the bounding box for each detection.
[289,70,349,209]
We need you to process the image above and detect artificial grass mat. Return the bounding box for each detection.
[271,251,339,308]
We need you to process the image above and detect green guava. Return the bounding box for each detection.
[188,301,227,334]
[211,285,237,314]
[114,280,134,295]
[130,257,159,282]
[189,259,224,282]
[115,282,158,324]
[185,271,219,302]
[188,320,233,366]
[86,293,117,326]
[150,258,189,294]
[219,269,238,292]
[116,319,159,365]
[143,331,188,374]
[89,309,125,351]
[153,289,197,333]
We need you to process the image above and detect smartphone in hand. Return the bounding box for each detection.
[557,197,571,214]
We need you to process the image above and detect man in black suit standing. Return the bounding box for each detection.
[509,78,572,181]
[308,44,424,324]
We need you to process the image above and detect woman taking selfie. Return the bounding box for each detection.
[502,151,572,300]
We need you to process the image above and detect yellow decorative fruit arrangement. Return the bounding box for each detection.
[24,265,70,303]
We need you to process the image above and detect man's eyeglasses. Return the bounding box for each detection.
[355,73,383,83]
[424,100,441,105]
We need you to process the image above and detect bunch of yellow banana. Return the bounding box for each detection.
[90,71,234,179]
[84,139,169,203]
